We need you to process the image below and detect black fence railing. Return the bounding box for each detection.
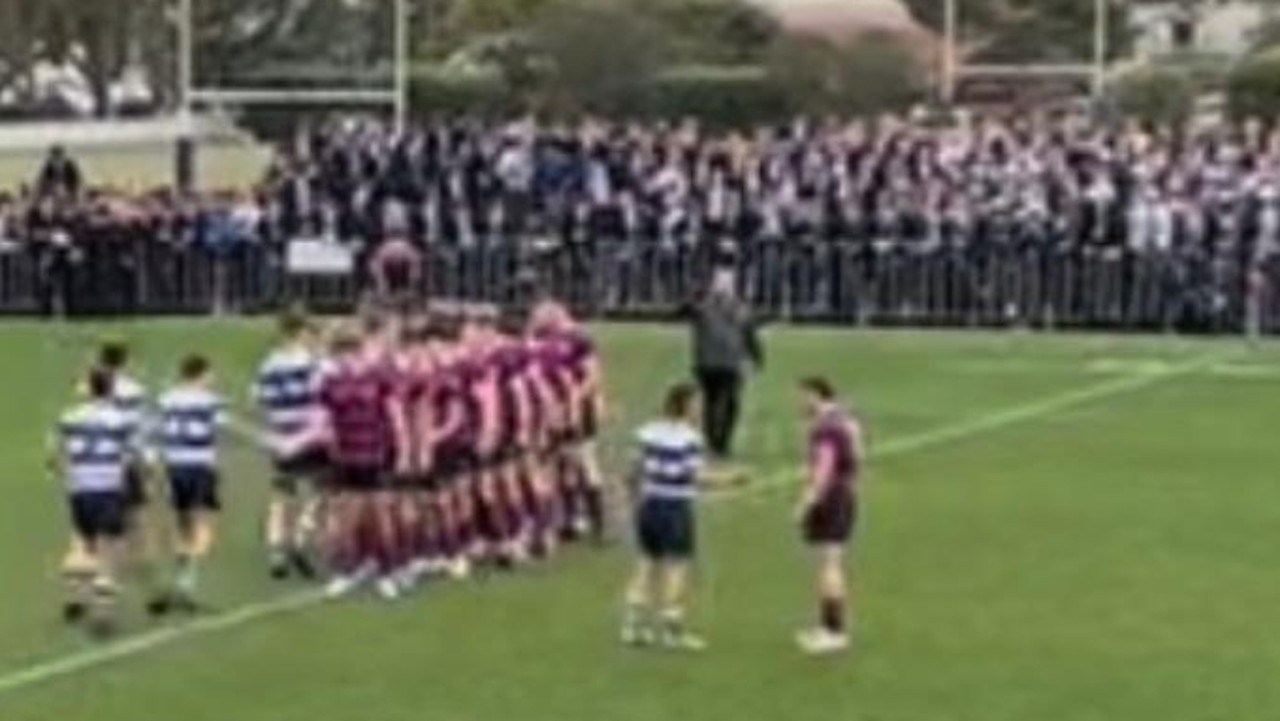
[2,238,1278,335]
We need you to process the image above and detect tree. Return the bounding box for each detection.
[441,0,562,44]
[647,0,782,64]
[901,0,1130,64]
[1228,45,1280,122]
[532,0,666,114]
[1107,66,1195,127]
[0,0,41,108]
[194,0,392,88]
[766,31,925,117]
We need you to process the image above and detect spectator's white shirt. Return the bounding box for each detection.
[232,201,262,242]
[587,161,612,205]
[497,145,533,193]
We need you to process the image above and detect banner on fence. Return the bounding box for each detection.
[286,239,355,276]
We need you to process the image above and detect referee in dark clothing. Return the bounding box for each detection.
[687,269,763,459]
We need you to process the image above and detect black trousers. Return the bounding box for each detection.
[696,367,742,458]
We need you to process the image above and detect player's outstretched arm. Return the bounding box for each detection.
[696,464,748,489]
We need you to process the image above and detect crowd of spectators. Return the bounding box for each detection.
[3,114,1280,322]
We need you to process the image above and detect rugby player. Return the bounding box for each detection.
[96,342,151,518]
[532,301,608,542]
[467,307,521,566]
[621,383,708,652]
[524,316,572,547]
[794,377,864,656]
[492,311,542,562]
[95,341,169,614]
[319,325,408,600]
[253,310,324,580]
[392,315,445,583]
[50,369,132,637]
[423,309,477,578]
[155,355,225,610]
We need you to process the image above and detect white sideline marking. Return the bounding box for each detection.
[0,591,325,698]
[711,352,1222,501]
[0,353,1219,699]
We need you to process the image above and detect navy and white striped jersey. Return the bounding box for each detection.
[635,420,704,502]
[110,373,150,456]
[253,346,322,452]
[157,386,224,469]
[57,401,131,494]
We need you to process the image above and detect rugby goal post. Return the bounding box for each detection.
[172,0,412,188]
[940,0,1113,104]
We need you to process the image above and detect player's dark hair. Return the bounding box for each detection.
[358,304,385,337]
[279,306,311,338]
[403,318,432,345]
[497,313,525,337]
[800,376,836,401]
[86,369,113,400]
[180,354,210,381]
[98,341,129,370]
[664,383,697,419]
[330,327,362,355]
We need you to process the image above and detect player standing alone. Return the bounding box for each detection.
[50,370,131,637]
[621,383,708,652]
[795,377,864,656]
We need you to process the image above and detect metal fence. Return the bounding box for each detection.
[2,238,1278,335]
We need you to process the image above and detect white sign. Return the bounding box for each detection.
[286,238,355,276]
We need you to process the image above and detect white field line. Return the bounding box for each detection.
[0,591,326,697]
[707,352,1223,501]
[0,353,1219,699]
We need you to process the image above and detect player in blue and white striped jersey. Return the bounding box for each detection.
[49,369,131,635]
[92,341,170,617]
[97,342,152,510]
[253,310,326,579]
[620,383,711,652]
[156,354,225,609]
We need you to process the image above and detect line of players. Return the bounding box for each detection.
[51,299,606,634]
[268,299,608,601]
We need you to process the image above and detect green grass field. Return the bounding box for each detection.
[0,321,1277,721]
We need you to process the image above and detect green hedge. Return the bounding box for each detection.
[411,65,796,127]
[1107,66,1196,126]
[410,70,522,118]
[1228,46,1280,121]
[237,59,914,140]
[644,66,794,126]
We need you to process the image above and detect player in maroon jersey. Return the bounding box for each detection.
[398,312,443,581]
[531,300,607,541]
[525,322,573,542]
[509,318,557,556]
[318,326,409,600]
[461,307,517,566]
[493,313,541,561]
[428,313,479,578]
[794,377,864,655]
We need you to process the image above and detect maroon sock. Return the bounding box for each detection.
[328,525,355,574]
[389,513,410,571]
[374,510,399,576]
[820,597,845,634]
[414,506,435,559]
[355,511,379,569]
[436,501,458,557]
[501,492,524,541]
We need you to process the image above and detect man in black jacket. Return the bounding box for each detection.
[688,269,763,459]
[37,146,83,199]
